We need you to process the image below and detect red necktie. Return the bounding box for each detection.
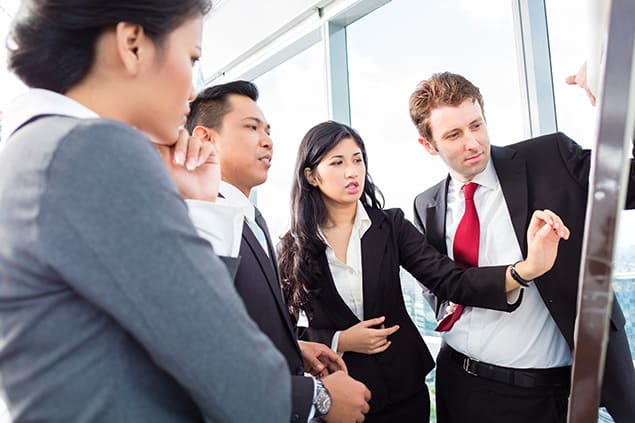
[435,182,479,332]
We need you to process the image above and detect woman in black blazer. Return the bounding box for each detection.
[278,121,570,422]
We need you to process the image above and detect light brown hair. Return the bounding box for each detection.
[409,72,485,142]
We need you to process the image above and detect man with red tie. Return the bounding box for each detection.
[409,72,635,423]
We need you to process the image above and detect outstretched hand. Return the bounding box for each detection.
[298,341,347,378]
[155,129,220,201]
[338,316,399,355]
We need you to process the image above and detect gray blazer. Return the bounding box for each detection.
[0,116,291,422]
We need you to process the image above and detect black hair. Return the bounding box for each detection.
[185,80,259,133]
[278,121,384,319]
[8,0,213,93]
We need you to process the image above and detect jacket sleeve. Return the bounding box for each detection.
[297,326,337,347]
[391,209,517,312]
[412,200,446,320]
[40,121,291,423]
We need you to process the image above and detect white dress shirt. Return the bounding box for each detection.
[321,202,371,352]
[444,160,571,368]
[185,199,243,257]
[219,182,270,254]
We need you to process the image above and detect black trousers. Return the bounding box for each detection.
[436,346,569,423]
[600,325,635,422]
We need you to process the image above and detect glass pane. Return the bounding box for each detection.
[347,3,524,420]
[547,1,635,420]
[347,0,524,335]
[253,42,328,242]
[545,0,596,149]
[546,0,635,359]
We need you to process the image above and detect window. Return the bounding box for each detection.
[546,0,635,363]
[346,2,525,418]
[346,0,525,338]
[252,42,328,241]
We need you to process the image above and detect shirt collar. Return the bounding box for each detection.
[219,181,256,222]
[3,89,99,140]
[355,201,372,238]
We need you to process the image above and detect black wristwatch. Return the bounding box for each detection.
[510,261,532,287]
[313,379,332,418]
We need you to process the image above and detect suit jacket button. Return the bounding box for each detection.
[291,412,300,421]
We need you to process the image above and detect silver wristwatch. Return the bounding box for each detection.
[313,379,332,418]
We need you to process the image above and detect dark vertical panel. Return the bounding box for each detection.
[568,0,635,421]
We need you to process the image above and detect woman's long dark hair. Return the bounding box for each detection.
[278,121,384,320]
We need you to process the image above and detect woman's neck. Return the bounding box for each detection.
[323,201,357,229]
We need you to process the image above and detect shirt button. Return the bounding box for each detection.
[291,413,300,421]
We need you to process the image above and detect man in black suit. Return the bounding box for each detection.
[173,80,371,423]
[409,72,635,423]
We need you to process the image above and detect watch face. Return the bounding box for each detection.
[316,387,332,415]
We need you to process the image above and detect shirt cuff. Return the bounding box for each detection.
[331,331,344,357]
[506,287,523,305]
[186,199,244,257]
[307,376,317,421]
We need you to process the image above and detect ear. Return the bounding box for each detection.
[114,22,149,75]
[304,167,318,186]
[419,137,439,155]
[193,125,212,142]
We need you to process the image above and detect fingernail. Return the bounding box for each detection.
[186,158,196,170]
[175,152,185,165]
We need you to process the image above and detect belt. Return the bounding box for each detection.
[444,345,571,389]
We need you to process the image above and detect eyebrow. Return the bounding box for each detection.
[327,151,362,160]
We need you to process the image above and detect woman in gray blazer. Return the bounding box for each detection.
[0,1,292,422]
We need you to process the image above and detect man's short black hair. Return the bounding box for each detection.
[186,80,259,133]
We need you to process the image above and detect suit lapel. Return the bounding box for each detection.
[242,223,297,336]
[492,146,529,255]
[425,178,450,254]
[316,253,361,326]
[361,208,388,319]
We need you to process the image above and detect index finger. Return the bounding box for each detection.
[172,128,190,165]
[321,351,347,374]
[375,324,400,337]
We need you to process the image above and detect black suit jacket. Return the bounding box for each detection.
[300,206,522,414]
[413,132,635,421]
[233,221,314,422]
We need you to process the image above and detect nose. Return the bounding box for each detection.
[345,164,358,178]
[261,132,273,150]
[464,134,480,150]
[187,81,196,102]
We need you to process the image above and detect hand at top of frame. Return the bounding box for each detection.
[566,62,597,106]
